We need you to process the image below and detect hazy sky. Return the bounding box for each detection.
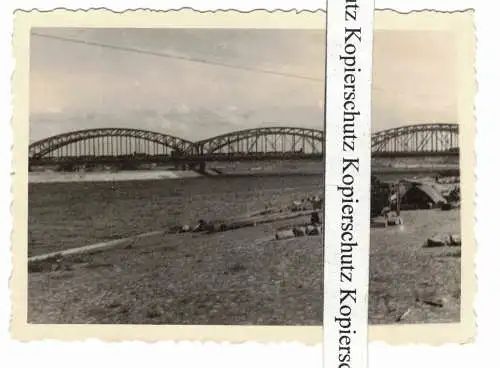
[372,30,457,131]
[29,28,457,142]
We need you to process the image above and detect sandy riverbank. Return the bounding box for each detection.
[29,170,202,184]
[369,208,461,324]
[28,212,323,325]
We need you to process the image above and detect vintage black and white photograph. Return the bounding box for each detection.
[368,11,475,336]
[25,22,326,328]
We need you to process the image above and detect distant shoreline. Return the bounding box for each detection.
[28,170,203,184]
[28,165,457,184]
[28,169,324,184]
[372,165,459,175]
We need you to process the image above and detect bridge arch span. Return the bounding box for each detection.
[29,127,195,159]
[371,123,459,154]
[195,127,324,157]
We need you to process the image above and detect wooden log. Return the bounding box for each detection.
[426,236,446,247]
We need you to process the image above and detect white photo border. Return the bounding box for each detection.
[1,2,495,368]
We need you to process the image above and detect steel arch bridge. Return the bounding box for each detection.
[28,123,459,169]
[195,127,324,160]
[28,126,325,169]
[371,123,459,156]
[29,127,196,160]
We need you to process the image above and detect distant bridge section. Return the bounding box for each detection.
[29,127,195,159]
[371,123,459,157]
[195,127,324,161]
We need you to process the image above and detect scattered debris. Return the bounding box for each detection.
[193,219,208,232]
[275,225,321,240]
[84,262,115,270]
[166,196,324,240]
[308,195,323,210]
[146,304,164,319]
[310,211,321,226]
[426,236,447,247]
[418,298,444,308]
[443,186,460,202]
[290,195,324,212]
[29,254,65,273]
[290,200,307,212]
[227,262,246,273]
[275,220,321,241]
[275,229,295,240]
[424,233,461,248]
[384,212,403,227]
[440,202,453,211]
[305,225,321,236]
[396,307,413,322]
[209,222,227,233]
[292,226,306,237]
[449,233,461,246]
[415,293,447,308]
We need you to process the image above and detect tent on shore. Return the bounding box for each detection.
[400,182,447,209]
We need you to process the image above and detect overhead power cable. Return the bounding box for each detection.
[32,32,451,100]
[32,32,323,82]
